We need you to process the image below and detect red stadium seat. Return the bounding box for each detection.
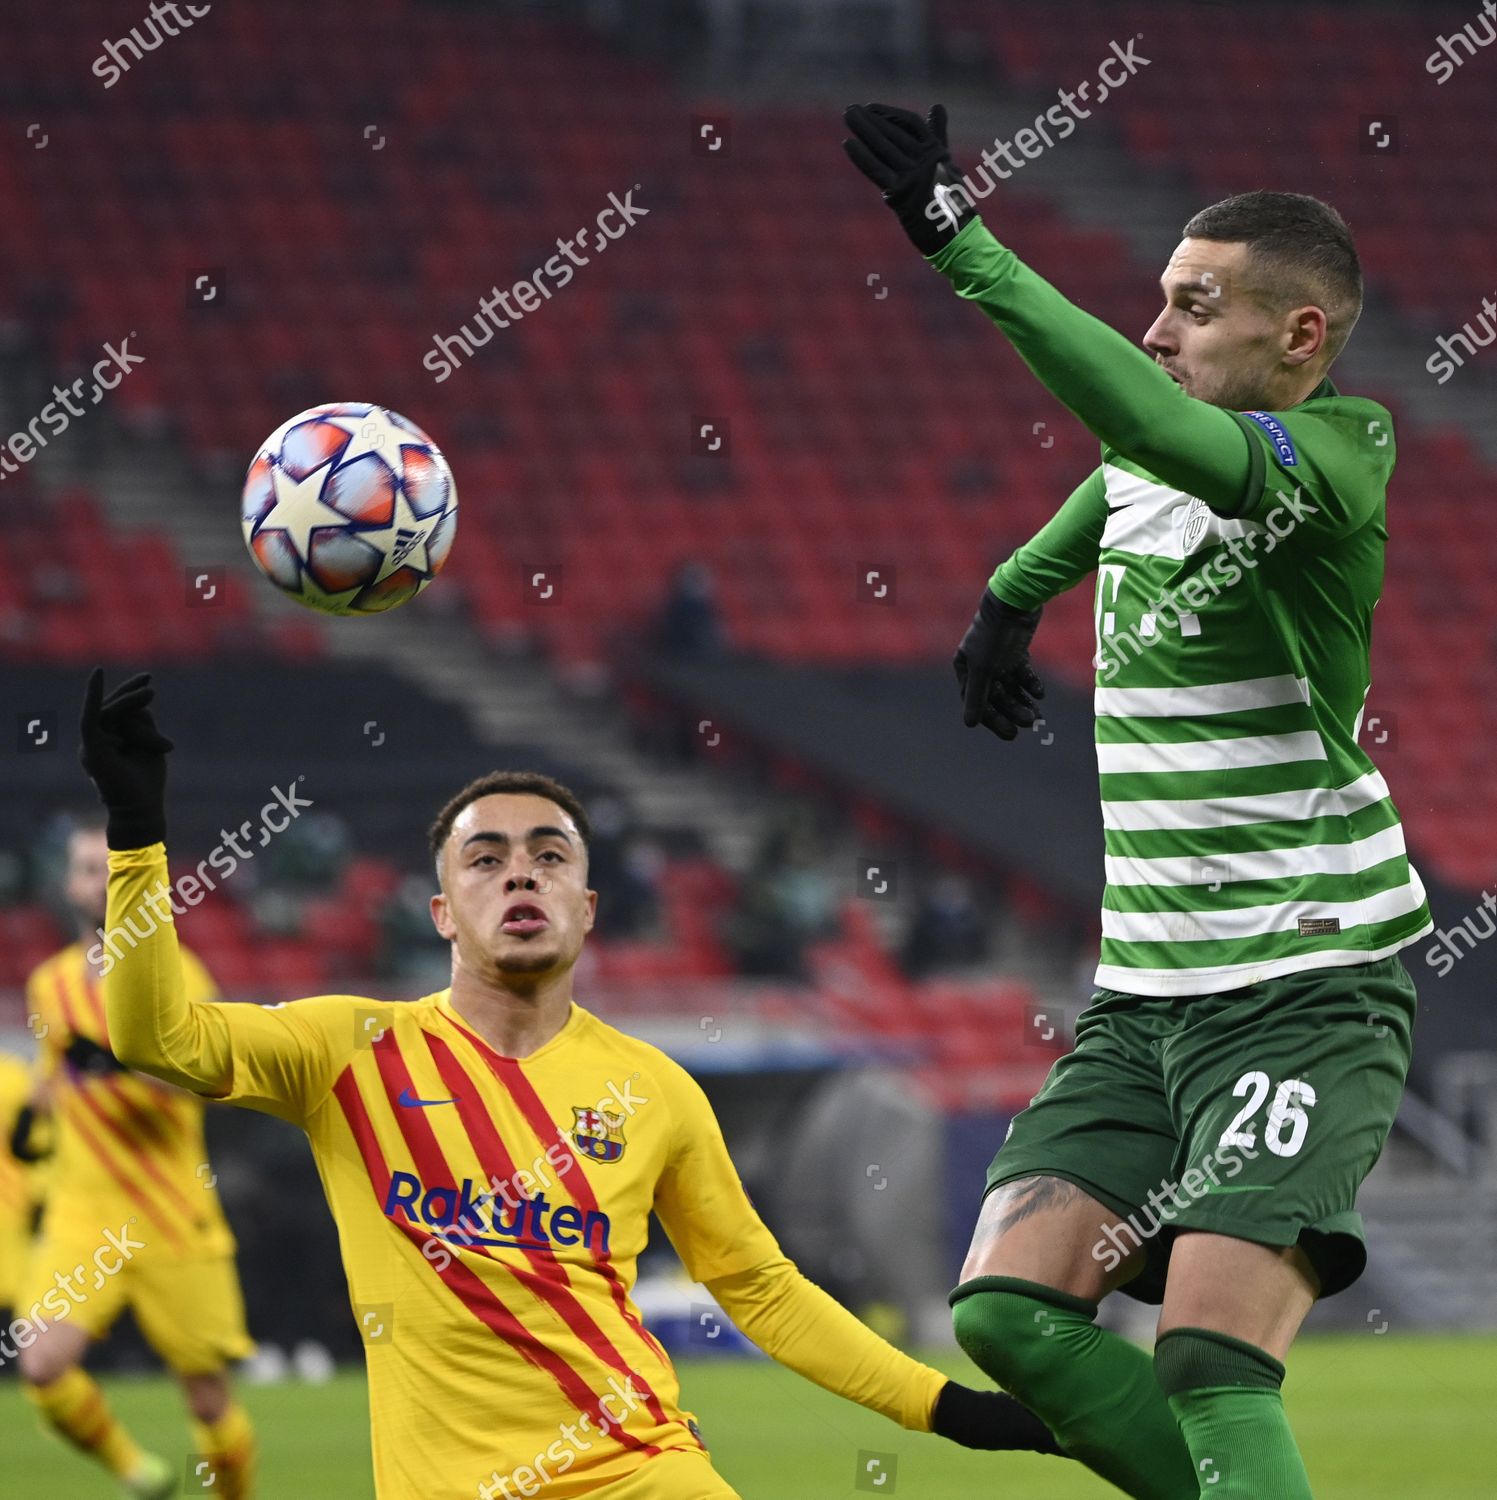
[0,0,1486,883]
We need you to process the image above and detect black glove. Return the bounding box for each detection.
[931,1380,1065,1455]
[953,589,1045,742]
[842,102,975,256]
[78,668,173,850]
[64,1034,128,1077]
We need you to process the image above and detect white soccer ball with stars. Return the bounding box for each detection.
[241,403,458,615]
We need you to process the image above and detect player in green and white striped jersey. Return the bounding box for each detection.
[996,385,1430,994]
[845,102,1433,1499]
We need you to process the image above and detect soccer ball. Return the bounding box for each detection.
[241,402,458,615]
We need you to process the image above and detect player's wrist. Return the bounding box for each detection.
[890,165,974,256]
[924,212,986,264]
[931,1380,1063,1453]
[980,587,1041,627]
[103,803,167,852]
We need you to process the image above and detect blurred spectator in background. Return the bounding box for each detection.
[258,809,353,890]
[377,874,452,988]
[899,872,990,978]
[583,794,663,939]
[251,810,355,942]
[721,806,839,978]
[653,560,724,658]
[0,855,23,914]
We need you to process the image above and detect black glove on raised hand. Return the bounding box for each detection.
[953,589,1045,742]
[842,102,975,256]
[78,668,173,850]
[931,1380,1065,1455]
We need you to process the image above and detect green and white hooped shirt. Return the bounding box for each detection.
[930,220,1433,997]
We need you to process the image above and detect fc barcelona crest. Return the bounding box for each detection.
[571,1106,627,1164]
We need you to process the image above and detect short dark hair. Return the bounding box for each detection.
[427,771,591,877]
[1182,191,1363,364]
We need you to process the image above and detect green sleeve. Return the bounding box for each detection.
[928,219,1253,515]
[1219,404,1394,542]
[989,465,1108,609]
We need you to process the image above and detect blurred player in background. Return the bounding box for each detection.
[845,103,1431,1500]
[16,813,257,1500]
[77,668,1069,1500]
[0,1045,47,1317]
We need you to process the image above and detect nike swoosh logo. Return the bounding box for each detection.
[1202,1184,1273,1195]
[397,1088,460,1109]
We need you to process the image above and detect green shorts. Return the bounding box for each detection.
[984,955,1417,1301]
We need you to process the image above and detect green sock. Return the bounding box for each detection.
[1155,1327,1313,1498]
[951,1276,1197,1500]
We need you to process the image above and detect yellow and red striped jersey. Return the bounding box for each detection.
[25,944,234,1259]
[105,845,947,1500]
[282,997,758,1497]
[0,1049,44,1304]
[0,1048,39,1214]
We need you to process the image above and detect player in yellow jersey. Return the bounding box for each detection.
[0,1047,47,1315]
[78,669,1069,1499]
[14,813,258,1500]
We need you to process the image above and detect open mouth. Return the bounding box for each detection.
[501,901,549,936]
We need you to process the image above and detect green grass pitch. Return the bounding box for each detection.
[2,1336,1493,1496]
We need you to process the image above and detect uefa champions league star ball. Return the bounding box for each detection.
[241,402,458,615]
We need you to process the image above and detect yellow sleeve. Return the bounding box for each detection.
[651,1060,782,1283]
[22,969,60,1085]
[706,1259,947,1433]
[102,844,349,1125]
[176,945,221,1004]
[652,1060,947,1432]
